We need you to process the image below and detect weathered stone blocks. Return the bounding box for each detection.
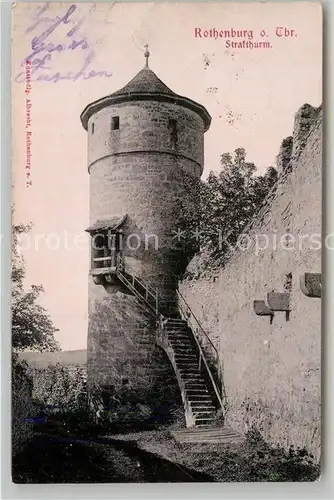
[180,105,322,458]
[83,69,210,416]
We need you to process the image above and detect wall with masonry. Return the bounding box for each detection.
[87,101,204,173]
[180,104,322,458]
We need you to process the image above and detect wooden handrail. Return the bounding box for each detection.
[176,288,228,411]
[116,271,157,316]
[192,329,224,410]
[116,255,157,296]
[176,289,219,359]
[115,255,227,412]
[116,254,158,306]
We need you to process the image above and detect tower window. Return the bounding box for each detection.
[111,116,120,130]
[92,122,95,134]
[92,233,111,269]
[168,119,177,148]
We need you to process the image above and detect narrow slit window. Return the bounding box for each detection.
[168,119,177,148]
[92,122,95,134]
[111,116,120,130]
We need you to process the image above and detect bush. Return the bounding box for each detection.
[29,363,88,415]
[12,355,35,456]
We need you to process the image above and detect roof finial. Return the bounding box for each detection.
[144,44,150,68]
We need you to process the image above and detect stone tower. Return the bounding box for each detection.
[80,51,211,415]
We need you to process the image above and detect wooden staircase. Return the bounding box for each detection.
[159,318,218,427]
[111,256,228,428]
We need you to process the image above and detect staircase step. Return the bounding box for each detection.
[171,346,197,351]
[187,395,212,401]
[167,331,191,336]
[184,385,209,390]
[175,360,199,364]
[168,337,192,342]
[174,354,198,358]
[190,401,215,407]
[169,338,192,343]
[184,386,209,392]
[180,376,203,381]
[172,428,245,442]
[195,419,215,425]
[177,367,200,372]
[178,368,201,373]
[166,319,187,323]
[181,379,204,384]
[166,330,190,334]
[187,396,212,400]
[193,425,212,429]
[174,357,198,363]
[171,347,195,352]
[179,363,201,375]
[191,407,216,412]
[189,401,211,404]
[187,396,212,401]
[172,349,197,354]
[186,394,212,399]
[176,364,200,369]
[167,328,190,332]
[168,331,191,336]
[166,323,188,328]
[171,347,194,350]
[195,415,215,420]
[170,339,194,344]
[185,388,210,393]
[187,392,212,404]
[176,362,199,367]
[193,410,215,416]
[167,320,189,324]
[189,402,213,407]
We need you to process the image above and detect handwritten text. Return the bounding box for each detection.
[15,4,113,84]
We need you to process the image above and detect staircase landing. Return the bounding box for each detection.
[171,427,245,445]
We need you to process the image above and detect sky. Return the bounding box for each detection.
[12,2,322,350]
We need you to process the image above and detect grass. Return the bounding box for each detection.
[104,427,320,482]
[13,410,320,483]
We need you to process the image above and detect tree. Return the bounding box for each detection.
[12,223,60,352]
[198,148,278,255]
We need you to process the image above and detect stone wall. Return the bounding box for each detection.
[180,104,322,459]
[87,288,182,414]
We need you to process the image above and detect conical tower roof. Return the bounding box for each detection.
[111,67,176,97]
[81,54,211,131]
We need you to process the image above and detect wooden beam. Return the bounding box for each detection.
[300,273,321,298]
[90,267,116,276]
[266,292,291,311]
[253,300,273,316]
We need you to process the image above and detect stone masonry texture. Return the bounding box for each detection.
[86,92,208,416]
[180,105,322,458]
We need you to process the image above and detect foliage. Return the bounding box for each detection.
[178,148,278,260]
[12,354,35,456]
[30,363,87,414]
[199,148,278,255]
[12,223,60,352]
